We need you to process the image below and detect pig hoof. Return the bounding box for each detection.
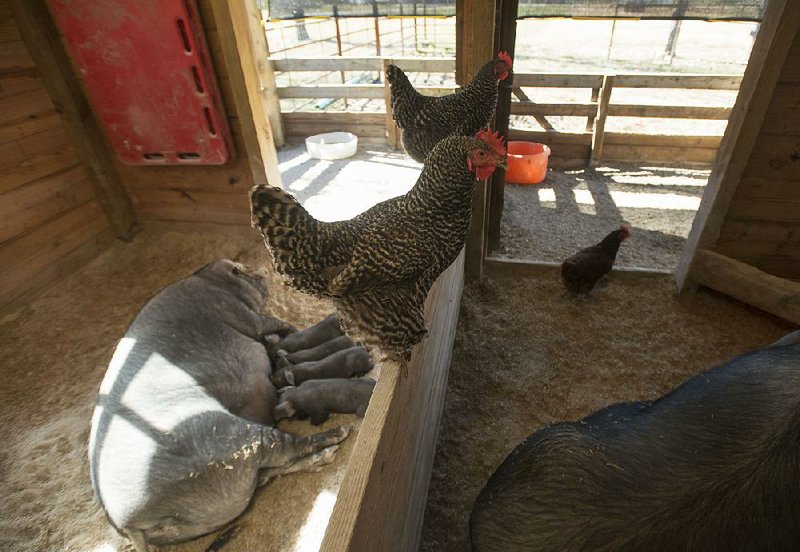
[285,370,296,386]
[338,423,354,439]
[311,445,340,470]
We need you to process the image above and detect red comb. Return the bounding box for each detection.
[497,51,512,68]
[620,224,632,238]
[476,128,507,157]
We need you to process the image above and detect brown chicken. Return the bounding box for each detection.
[250,129,507,362]
[561,225,631,297]
[387,51,512,163]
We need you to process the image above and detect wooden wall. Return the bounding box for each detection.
[0,3,112,309]
[714,29,800,281]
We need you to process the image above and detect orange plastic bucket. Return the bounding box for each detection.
[505,141,551,184]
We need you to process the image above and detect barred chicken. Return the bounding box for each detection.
[251,129,507,363]
[561,225,631,297]
[387,51,512,163]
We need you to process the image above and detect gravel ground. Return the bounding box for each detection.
[496,163,710,270]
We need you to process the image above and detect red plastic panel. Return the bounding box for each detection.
[48,0,233,165]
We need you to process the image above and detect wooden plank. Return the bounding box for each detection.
[676,0,800,293]
[0,67,41,98]
[733,176,800,201]
[459,0,496,279]
[727,197,800,223]
[607,104,732,120]
[225,0,284,185]
[586,86,600,132]
[271,56,455,73]
[277,84,457,99]
[487,0,519,253]
[602,144,719,165]
[761,84,800,134]
[285,122,387,139]
[778,32,800,84]
[282,112,385,126]
[513,73,604,88]
[0,164,91,243]
[0,13,22,43]
[135,202,251,226]
[483,256,672,279]
[511,102,595,117]
[507,128,592,145]
[0,226,113,312]
[322,252,464,551]
[688,248,800,324]
[0,108,60,144]
[0,138,78,195]
[12,0,136,239]
[614,73,743,90]
[590,74,614,167]
[0,85,52,127]
[718,219,800,244]
[743,134,800,180]
[604,133,722,148]
[0,200,108,304]
[0,39,33,70]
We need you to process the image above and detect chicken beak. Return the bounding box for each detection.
[496,159,508,170]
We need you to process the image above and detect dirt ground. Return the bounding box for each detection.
[497,163,710,270]
[0,225,366,552]
[418,271,794,552]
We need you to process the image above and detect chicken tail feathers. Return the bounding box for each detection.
[250,185,327,294]
[386,63,424,130]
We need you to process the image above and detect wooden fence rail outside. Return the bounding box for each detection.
[271,56,742,164]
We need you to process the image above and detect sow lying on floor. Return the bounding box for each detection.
[471,330,800,552]
[88,259,351,551]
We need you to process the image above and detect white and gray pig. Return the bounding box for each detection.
[88,259,350,551]
[274,378,377,425]
[470,330,800,552]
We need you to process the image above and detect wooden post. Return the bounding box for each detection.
[383,58,400,149]
[458,0,498,279]
[333,5,347,109]
[373,0,382,56]
[487,0,519,253]
[586,86,600,132]
[11,0,137,241]
[213,1,283,188]
[590,74,614,167]
[675,0,800,296]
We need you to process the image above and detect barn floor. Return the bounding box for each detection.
[278,142,708,272]
[0,225,367,552]
[497,163,710,270]
[418,270,793,551]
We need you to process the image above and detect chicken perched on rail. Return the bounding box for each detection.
[251,129,507,363]
[561,225,631,298]
[387,51,512,163]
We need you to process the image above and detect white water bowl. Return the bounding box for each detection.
[305,132,358,160]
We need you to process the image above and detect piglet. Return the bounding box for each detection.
[270,346,373,388]
[275,378,376,425]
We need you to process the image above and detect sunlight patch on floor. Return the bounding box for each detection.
[537,187,701,210]
[292,489,338,552]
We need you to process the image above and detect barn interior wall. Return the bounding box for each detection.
[715,28,800,281]
[0,3,112,309]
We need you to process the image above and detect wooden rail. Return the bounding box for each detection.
[272,57,743,163]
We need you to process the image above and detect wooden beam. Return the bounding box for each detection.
[483,256,672,279]
[613,73,743,90]
[11,0,136,240]
[688,249,800,325]
[590,74,614,167]
[586,86,600,132]
[219,1,282,188]
[676,0,800,294]
[459,0,498,279]
[232,0,283,146]
[321,252,464,552]
[511,102,596,117]
[487,0,518,254]
[271,56,455,73]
